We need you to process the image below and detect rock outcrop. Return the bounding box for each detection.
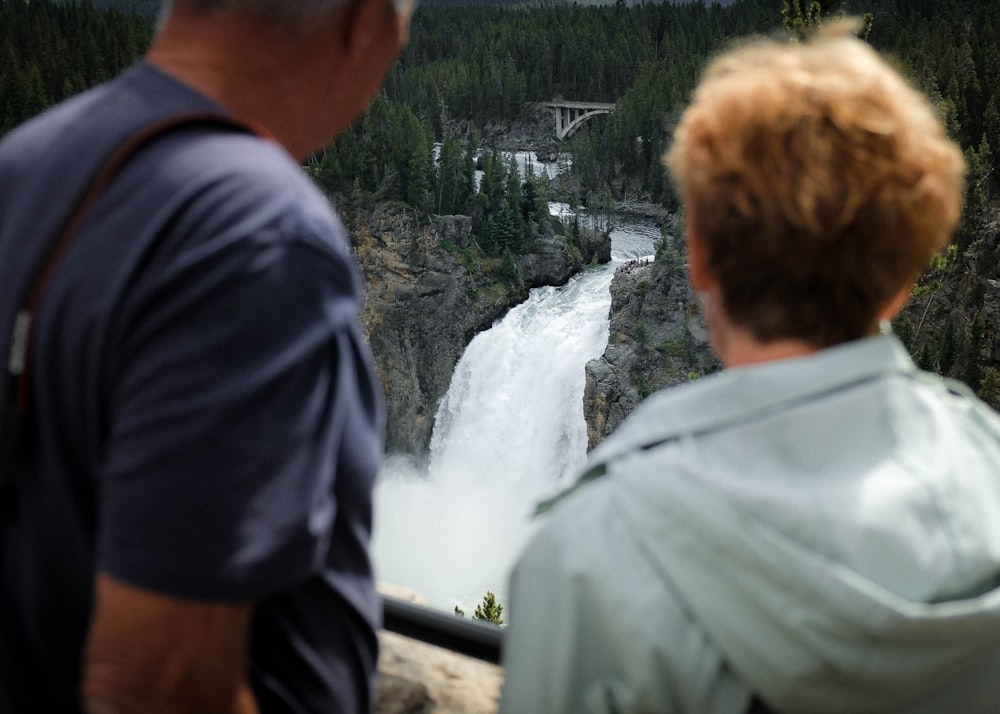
[583,240,721,450]
[347,201,609,455]
[376,583,502,714]
[377,632,503,714]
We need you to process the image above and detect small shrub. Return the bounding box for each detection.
[454,591,505,626]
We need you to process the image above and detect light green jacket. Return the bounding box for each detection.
[499,335,1000,713]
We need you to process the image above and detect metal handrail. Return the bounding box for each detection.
[381,595,504,664]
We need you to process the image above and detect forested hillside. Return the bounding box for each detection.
[3,0,999,399]
[4,0,996,217]
[0,0,151,135]
[406,0,997,208]
[323,0,998,221]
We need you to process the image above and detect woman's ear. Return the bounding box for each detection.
[685,226,712,293]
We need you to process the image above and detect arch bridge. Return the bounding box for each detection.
[543,100,616,140]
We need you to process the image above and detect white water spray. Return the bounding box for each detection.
[373,208,659,612]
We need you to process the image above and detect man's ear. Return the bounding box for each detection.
[340,0,390,60]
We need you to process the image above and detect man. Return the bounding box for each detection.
[500,20,1000,714]
[0,0,413,711]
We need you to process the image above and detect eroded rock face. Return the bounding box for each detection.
[376,583,502,714]
[377,633,503,714]
[583,253,721,450]
[347,202,610,455]
[584,223,1000,449]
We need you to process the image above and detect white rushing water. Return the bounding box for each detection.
[372,205,660,613]
[472,149,570,190]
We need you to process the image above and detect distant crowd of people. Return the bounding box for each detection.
[2,2,1000,713]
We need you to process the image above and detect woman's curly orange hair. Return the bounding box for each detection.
[665,20,966,346]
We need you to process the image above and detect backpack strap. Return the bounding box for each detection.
[0,111,256,523]
[747,695,777,713]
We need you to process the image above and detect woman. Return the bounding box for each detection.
[499,20,1000,714]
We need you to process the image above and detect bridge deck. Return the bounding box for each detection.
[543,100,616,110]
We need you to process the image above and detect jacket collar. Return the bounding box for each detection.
[538,334,917,513]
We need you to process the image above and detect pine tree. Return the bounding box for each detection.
[782,0,871,41]
[500,247,519,284]
[939,320,958,375]
[473,591,504,625]
[980,367,1000,412]
[436,133,464,215]
[782,0,833,40]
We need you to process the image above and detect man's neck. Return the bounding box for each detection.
[145,8,341,160]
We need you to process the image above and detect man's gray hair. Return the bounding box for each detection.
[160,0,358,33]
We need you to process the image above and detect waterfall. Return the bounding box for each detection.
[373,207,660,613]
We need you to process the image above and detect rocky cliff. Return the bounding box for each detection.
[346,200,610,455]
[584,217,1000,451]
[583,234,721,449]
[894,226,1000,408]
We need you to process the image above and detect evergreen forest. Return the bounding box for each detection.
[3,0,997,222]
[2,0,999,392]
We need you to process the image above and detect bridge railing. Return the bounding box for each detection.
[381,595,504,664]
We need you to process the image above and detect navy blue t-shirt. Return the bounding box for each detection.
[0,63,384,712]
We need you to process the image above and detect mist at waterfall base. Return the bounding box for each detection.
[372,204,661,615]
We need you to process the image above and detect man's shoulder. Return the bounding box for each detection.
[0,82,111,177]
[163,129,314,198]
[0,63,232,222]
[145,130,342,255]
[2,64,185,154]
